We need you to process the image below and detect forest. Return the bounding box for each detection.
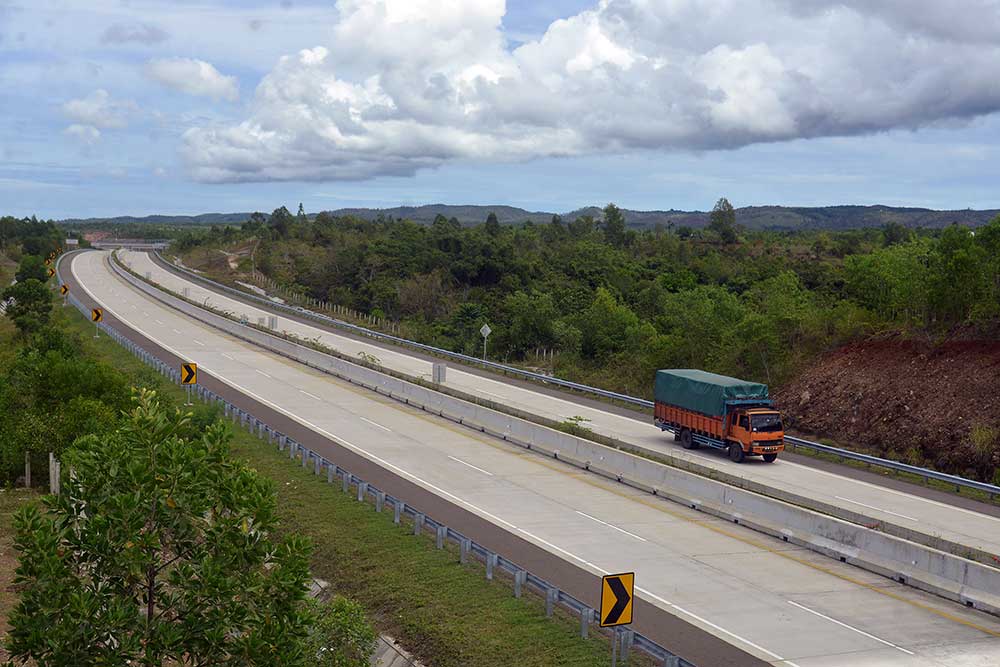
[172,201,1000,397]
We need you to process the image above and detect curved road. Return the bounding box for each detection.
[70,249,1000,667]
[126,250,1000,561]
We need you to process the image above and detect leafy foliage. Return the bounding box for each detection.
[3,279,54,334]
[176,207,1000,397]
[6,391,319,666]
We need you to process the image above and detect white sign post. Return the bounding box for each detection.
[480,323,492,361]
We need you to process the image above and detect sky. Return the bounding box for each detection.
[2,0,1000,220]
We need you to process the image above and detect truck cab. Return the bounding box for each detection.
[725,406,785,463]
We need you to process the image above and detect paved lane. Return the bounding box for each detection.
[126,250,1000,562]
[85,251,1000,667]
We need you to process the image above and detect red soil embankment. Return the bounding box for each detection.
[775,337,1000,481]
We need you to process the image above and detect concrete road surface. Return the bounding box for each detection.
[78,251,1000,667]
[126,250,1000,562]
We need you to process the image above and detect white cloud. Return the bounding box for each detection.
[62,89,134,129]
[146,58,239,102]
[64,124,101,145]
[177,0,1000,183]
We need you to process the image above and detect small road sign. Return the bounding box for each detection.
[181,363,198,385]
[60,285,69,296]
[480,323,492,338]
[47,268,55,278]
[44,257,51,266]
[91,308,103,322]
[600,572,634,627]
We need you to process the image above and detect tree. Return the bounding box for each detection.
[881,221,911,247]
[2,279,53,334]
[15,254,49,283]
[303,597,377,667]
[484,211,501,236]
[601,203,628,248]
[6,391,322,666]
[708,197,738,244]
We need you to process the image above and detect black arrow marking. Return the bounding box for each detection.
[182,365,196,384]
[603,576,631,625]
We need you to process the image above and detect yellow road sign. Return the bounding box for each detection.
[91,308,103,322]
[60,284,69,296]
[600,572,634,627]
[44,258,51,266]
[47,267,56,278]
[181,363,198,385]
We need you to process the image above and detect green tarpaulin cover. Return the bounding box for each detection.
[654,369,769,417]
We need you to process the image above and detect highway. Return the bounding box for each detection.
[71,249,1000,667]
[125,249,1000,562]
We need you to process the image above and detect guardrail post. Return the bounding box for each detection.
[622,629,633,662]
[580,608,591,638]
[357,482,368,502]
[460,538,471,564]
[288,441,296,460]
[436,525,446,549]
[393,500,402,525]
[342,470,350,493]
[413,513,424,536]
[663,656,680,667]
[486,553,497,580]
[514,570,525,598]
[278,434,286,451]
[545,587,557,617]
[326,464,334,484]
[375,491,385,512]
[301,449,309,469]
[314,457,321,475]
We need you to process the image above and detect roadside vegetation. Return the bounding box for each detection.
[0,225,631,665]
[167,203,1000,483]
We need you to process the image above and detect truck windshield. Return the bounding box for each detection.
[752,414,783,433]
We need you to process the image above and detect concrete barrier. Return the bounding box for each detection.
[107,254,1000,616]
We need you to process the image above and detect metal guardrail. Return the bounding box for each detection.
[57,250,692,667]
[149,250,1000,501]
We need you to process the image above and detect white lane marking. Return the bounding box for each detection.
[448,455,493,476]
[787,601,914,654]
[672,603,788,660]
[787,461,1000,524]
[299,390,321,400]
[79,254,799,667]
[255,369,271,378]
[221,353,235,361]
[361,416,392,433]
[130,305,137,310]
[516,529,607,573]
[630,586,791,662]
[194,340,205,346]
[155,319,164,325]
[480,390,506,399]
[576,511,647,542]
[834,497,918,522]
[172,328,182,334]
[464,502,519,530]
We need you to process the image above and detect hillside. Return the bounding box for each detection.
[57,204,1000,231]
[775,336,1000,482]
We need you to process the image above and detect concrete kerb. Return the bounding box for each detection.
[107,252,1000,616]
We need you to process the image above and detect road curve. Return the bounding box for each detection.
[73,250,1000,667]
[131,249,1000,562]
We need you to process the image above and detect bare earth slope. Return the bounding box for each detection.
[775,336,1000,481]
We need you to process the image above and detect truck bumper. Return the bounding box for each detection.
[751,444,784,455]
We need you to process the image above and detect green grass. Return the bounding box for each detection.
[55,291,643,666]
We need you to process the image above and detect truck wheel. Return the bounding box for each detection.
[728,442,745,463]
[680,429,696,450]
[762,453,778,463]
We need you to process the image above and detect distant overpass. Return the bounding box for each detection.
[89,239,170,250]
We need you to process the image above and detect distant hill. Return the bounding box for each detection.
[58,213,253,227]
[58,204,999,231]
[330,203,1000,230]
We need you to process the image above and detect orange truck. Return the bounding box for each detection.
[653,369,785,463]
